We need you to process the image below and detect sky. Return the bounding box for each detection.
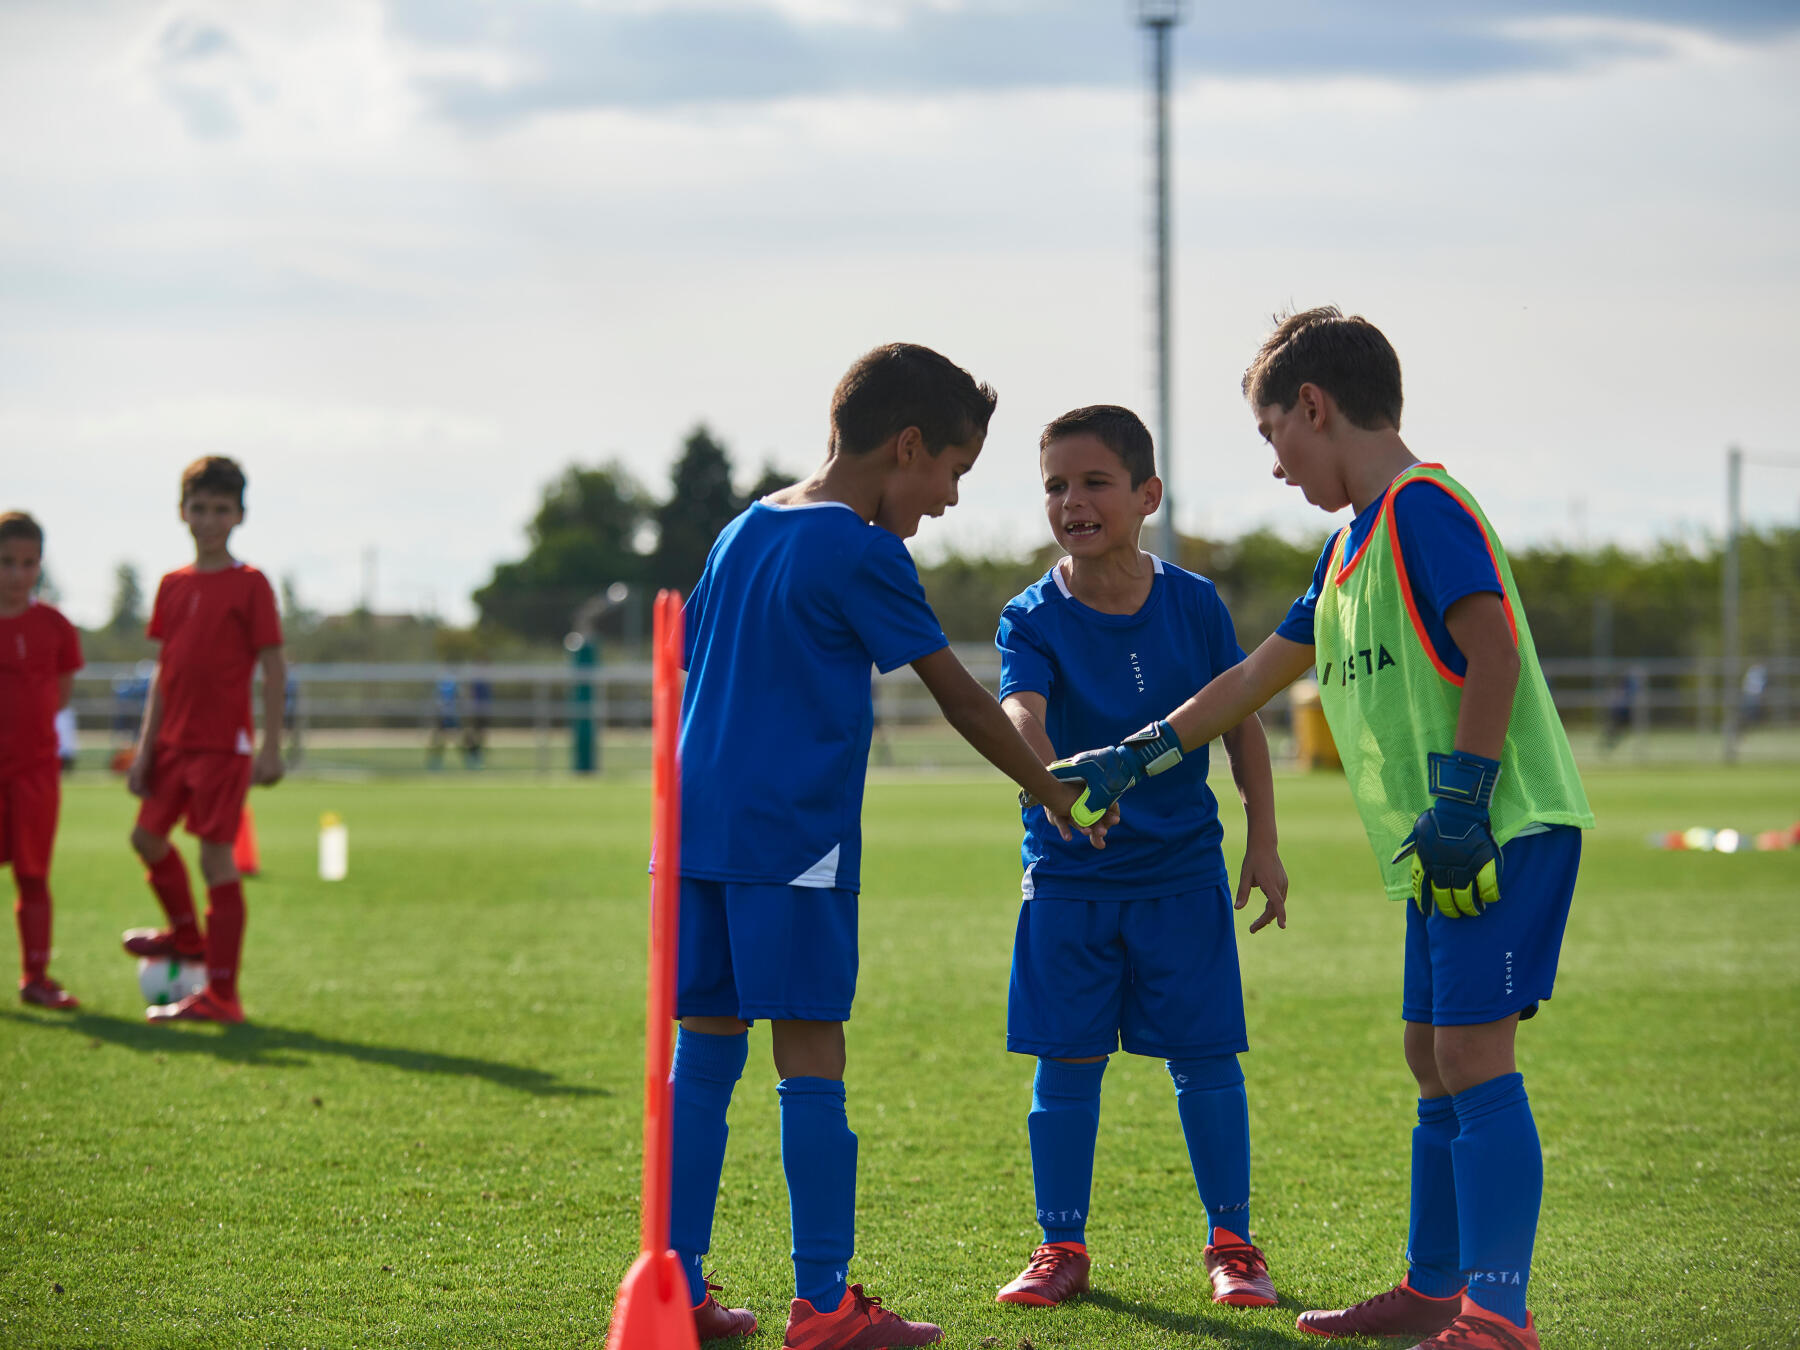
[3,0,1797,628]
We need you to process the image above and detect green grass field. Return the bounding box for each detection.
[3,766,1797,1348]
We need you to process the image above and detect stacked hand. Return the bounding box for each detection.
[1393,750,1503,918]
[1023,720,1186,823]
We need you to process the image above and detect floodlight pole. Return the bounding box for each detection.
[1722,445,1742,764]
[1139,1,1185,564]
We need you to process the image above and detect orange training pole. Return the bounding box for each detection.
[606,589,697,1350]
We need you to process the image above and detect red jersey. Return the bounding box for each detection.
[0,601,83,779]
[149,563,283,754]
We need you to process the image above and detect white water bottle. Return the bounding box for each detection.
[318,812,348,881]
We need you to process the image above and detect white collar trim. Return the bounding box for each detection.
[1053,552,1164,599]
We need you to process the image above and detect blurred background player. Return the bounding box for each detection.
[665,343,1112,1350]
[0,512,85,1010]
[122,457,287,1024]
[427,671,459,770]
[993,406,1288,1314]
[1057,309,1592,1350]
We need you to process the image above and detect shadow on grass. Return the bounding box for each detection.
[1083,1288,1309,1346]
[5,1009,608,1099]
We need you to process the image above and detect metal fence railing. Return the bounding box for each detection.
[66,652,1800,776]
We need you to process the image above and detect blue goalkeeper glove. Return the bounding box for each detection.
[1023,721,1184,824]
[1391,750,1503,918]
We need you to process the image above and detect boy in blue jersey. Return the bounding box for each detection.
[667,344,1114,1350]
[1053,310,1592,1350]
[991,405,1289,1314]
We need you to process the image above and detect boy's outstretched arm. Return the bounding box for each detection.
[1166,634,1316,753]
[1221,712,1288,933]
[910,648,1114,845]
[1028,633,1316,821]
[1000,691,1055,765]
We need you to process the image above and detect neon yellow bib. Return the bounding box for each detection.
[1314,464,1593,900]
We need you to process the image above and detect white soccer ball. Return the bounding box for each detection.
[138,957,206,1006]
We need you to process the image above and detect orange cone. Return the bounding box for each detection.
[606,1250,698,1350]
[234,805,261,878]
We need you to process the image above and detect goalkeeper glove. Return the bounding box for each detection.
[1391,750,1503,918]
[1020,720,1184,824]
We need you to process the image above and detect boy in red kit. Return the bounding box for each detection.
[123,457,285,1024]
[0,512,85,1010]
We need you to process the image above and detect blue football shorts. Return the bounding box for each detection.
[675,878,859,1024]
[1007,885,1248,1060]
[1403,824,1582,1027]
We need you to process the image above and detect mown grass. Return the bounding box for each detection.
[2,765,1796,1347]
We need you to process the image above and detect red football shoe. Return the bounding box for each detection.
[1297,1279,1464,1339]
[779,1284,942,1349]
[122,927,204,960]
[996,1242,1090,1306]
[19,977,79,1010]
[1204,1230,1277,1307]
[1405,1298,1538,1350]
[693,1274,757,1341]
[146,987,244,1023]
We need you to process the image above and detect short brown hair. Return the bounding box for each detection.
[1040,405,1156,488]
[1242,306,1403,431]
[180,456,247,506]
[0,511,44,549]
[830,343,998,457]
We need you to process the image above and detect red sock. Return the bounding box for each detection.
[205,880,246,1001]
[146,850,203,954]
[15,876,51,983]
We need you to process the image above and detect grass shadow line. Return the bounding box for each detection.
[5,1009,609,1099]
[1082,1288,1310,1346]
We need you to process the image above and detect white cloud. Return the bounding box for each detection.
[2,3,1796,628]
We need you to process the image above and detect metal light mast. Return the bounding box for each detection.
[1138,0,1186,563]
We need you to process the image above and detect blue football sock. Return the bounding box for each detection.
[1406,1095,1464,1299]
[1168,1055,1252,1244]
[1028,1057,1107,1245]
[1451,1072,1540,1326]
[779,1076,856,1313]
[668,1027,749,1307]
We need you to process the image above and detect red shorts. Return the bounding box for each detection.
[0,765,61,878]
[136,748,252,845]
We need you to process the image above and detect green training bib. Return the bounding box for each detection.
[1313,463,1593,900]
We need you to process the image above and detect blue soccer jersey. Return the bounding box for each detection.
[997,556,1247,901]
[679,500,948,892]
[1277,469,1503,678]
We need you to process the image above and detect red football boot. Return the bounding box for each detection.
[19,977,79,1010]
[780,1284,942,1349]
[996,1242,1090,1306]
[122,927,204,960]
[1405,1297,1538,1350]
[1297,1279,1464,1339]
[146,987,244,1023]
[693,1274,757,1341]
[1204,1230,1277,1307]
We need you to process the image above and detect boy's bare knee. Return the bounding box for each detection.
[196,841,238,887]
[771,1020,846,1081]
[130,827,170,864]
[1404,1020,1447,1097]
[1431,1017,1518,1096]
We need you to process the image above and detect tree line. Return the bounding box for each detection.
[471,429,1797,663]
[77,427,1798,664]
